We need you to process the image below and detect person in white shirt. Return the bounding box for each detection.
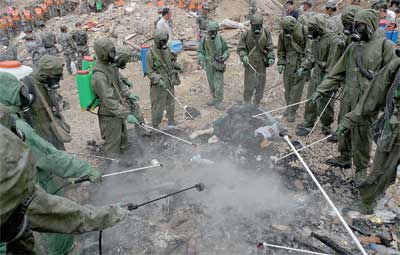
[156,8,173,40]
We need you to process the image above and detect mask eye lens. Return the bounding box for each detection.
[355,23,366,33]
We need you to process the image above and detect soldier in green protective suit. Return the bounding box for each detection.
[298,0,315,26]
[91,38,138,158]
[196,2,210,40]
[314,9,396,184]
[198,21,230,110]
[337,57,400,213]
[295,14,345,136]
[146,29,183,129]
[0,113,130,254]
[277,16,307,122]
[237,14,275,106]
[115,46,147,135]
[341,5,362,47]
[25,55,70,151]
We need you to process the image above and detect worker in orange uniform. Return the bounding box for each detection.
[46,0,56,17]
[41,3,50,20]
[11,7,22,32]
[23,8,34,32]
[34,5,44,26]
[114,0,125,7]
[188,0,196,11]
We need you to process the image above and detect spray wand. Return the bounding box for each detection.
[140,124,198,147]
[123,183,205,211]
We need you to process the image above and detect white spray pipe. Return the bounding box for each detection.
[264,74,281,103]
[252,99,310,118]
[308,93,335,137]
[275,134,332,162]
[282,135,368,255]
[165,88,194,119]
[140,124,197,147]
[257,242,331,255]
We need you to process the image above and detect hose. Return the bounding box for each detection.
[355,46,373,81]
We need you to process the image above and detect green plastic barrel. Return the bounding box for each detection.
[75,70,98,110]
[82,56,95,71]
[96,1,103,11]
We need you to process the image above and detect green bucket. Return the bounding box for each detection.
[96,1,103,11]
[82,56,95,70]
[75,70,98,110]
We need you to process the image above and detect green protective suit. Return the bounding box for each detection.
[197,21,230,105]
[196,12,209,39]
[341,5,362,47]
[298,9,316,26]
[300,14,345,131]
[342,58,400,210]
[58,31,77,74]
[115,46,145,125]
[317,9,396,174]
[91,38,130,158]
[0,123,128,254]
[146,29,182,127]
[237,15,275,106]
[277,16,307,120]
[30,55,67,150]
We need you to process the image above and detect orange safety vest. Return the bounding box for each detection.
[188,0,196,10]
[0,18,7,30]
[23,10,33,21]
[35,7,44,18]
[114,0,125,7]
[41,3,49,13]
[6,16,15,27]
[178,0,184,8]
[56,0,65,5]
[46,0,54,6]
[11,10,20,21]
[158,0,165,7]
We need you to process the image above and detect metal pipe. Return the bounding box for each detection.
[257,242,331,255]
[140,124,197,147]
[69,152,119,162]
[308,93,335,137]
[247,62,258,75]
[252,99,310,118]
[282,135,368,255]
[264,74,281,103]
[165,88,194,119]
[275,135,332,162]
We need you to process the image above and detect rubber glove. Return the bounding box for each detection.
[268,58,275,66]
[242,56,249,65]
[127,114,140,125]
[158,79,167,89]
[127,93,140,103]
[88,169,102,183]
[311,92,322,103]
[277,65,285,74]
[123,79,133,88]
[296,67,307,77]
[336,122,350,136]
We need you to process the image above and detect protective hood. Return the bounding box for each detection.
[308,14,329,35]
[0,71,23,107]
[280,16,297,32]
[115,46,131,68]
[33,55,64,82]
[0,123,36,223]
[94,37,115,64]
[207,21,219,32]
[341,5,362,24]
[354,9,379,35]
[154,29,169,48]
[250,14,263,25]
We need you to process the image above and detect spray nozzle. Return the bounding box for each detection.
[195,183,206,192]
[150,159,163,167]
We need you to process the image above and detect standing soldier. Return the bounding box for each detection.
[57,0,66,16]
[46,0,56,18]
[277,16,308,122]
[196,2,210,40]
[34,5,45,27]
[198,21,229,110]
[298,0,315,25]
[25,33,46,67]
[11,7,22,32]
[295,14,345,136]
[237,14,275,106]
[58,26,77,75]
[5,14,16,37]
[146,29,183,128]
[325,0,342,33]
[72,22,90,70]
[22,8,34,32]
[0,38,18,61]
[41,31,59,56]
[41,2,50,20]
[337,57,400,213]
[0,15,8,40]
[91,38,138,157]
[314,9,396,184]
[248,0,257,19]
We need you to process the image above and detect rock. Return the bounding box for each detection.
[208,135,219,144]
[271,224,290,232]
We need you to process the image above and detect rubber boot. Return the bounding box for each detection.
[287,112,296,123]
[207,98,216,106]
[167,119,179,129]
[353,169,368,187]
[325,155,352,169]
[296,124,311,136]
[321,126,332,136]
[327,132,338,143]
[214,101,224,111]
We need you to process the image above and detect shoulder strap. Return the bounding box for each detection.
[33,83,58,123]
[381,39,388,69]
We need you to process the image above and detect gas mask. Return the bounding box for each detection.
[342,22,353,36]
[45,76,61,90]
[307,27,319,39]
[108,47,116,63]
[351,22,368,42]
[209,30,218,40]
[251,24,263,35]
[159,39,168,50]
